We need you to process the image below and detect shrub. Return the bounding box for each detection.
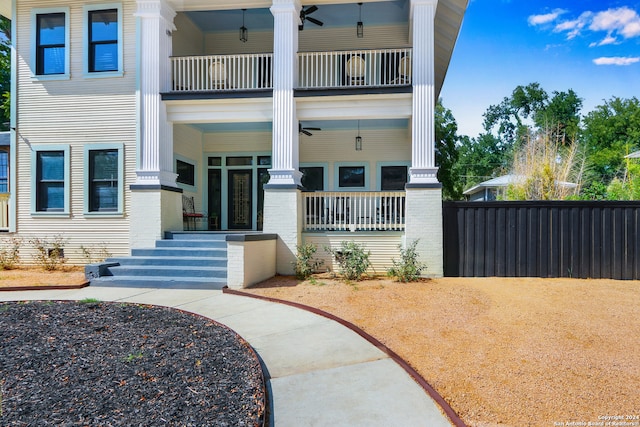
[29,235,68,271]
[0,236,22,270]
[387,239,427,282]
[293,243,324,280]
[80,243,112,264]
[325,241,371,281]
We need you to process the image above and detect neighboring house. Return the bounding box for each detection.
[0,0,467,278]
[625,151,640,159]
[464,174,578,201]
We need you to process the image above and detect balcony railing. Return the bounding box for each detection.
[298,48,412,89]
[171,53,273,91]
[303,191,405,232]
[169,48,411,92]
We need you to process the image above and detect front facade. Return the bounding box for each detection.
[1,0,466,276]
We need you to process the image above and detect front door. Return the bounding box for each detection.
[228,169,252,229]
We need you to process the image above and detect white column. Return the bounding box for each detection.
[409,0,438,184]
[134,0,177,187]
[269,0,302,187]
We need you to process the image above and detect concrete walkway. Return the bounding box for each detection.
[0,287,454,426]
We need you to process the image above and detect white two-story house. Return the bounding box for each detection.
[1,0,466,280]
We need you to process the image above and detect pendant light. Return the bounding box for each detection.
[355,120,363,151]
[357,3,364,38]
[239,9,248,43]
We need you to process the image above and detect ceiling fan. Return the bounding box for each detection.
[299,123,321,136]
[299,5,323,31]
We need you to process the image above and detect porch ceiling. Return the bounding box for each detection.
[186,118,409,133]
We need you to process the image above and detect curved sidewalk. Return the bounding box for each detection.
[1,286,454,426]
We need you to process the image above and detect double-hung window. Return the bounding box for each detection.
[31,145,70,214]
[86,146,123,213]
[84,4,123,76]
[32,8,70,78]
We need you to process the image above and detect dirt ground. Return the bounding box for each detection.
[0,267,86,289]
[243,274,640,427]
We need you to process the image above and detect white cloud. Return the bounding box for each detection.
[589,7,640,39]
[589,34,618,47]
[593,56,640,65]
[528,9,566,26]
[553,11,592,39]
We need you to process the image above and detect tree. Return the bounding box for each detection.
[454,133,509,192]
[581,97,640,198]
[534,89,583,145]
[0,16,10,130]
[435,99,462,200]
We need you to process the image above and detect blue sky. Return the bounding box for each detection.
[440,0,640,138]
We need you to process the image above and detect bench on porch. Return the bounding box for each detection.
[182,195,204,230]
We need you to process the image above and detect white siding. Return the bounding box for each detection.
[303,232,403,274]
[14,0,137,264]
[173,13,204,56]
[174,124,204,210]
[202,131,272,153]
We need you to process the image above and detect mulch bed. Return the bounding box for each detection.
[0,300,266,426]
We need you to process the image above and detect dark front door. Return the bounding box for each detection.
[228,169,252,229]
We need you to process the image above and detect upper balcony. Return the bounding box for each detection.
[169,48,412,93]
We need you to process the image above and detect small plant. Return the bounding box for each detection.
[79,298,101,304]
[387,240,427,282]
[29,235,68,271]
[123,352,144,363]
[0,236,22,270]
[293,243,324,280]
[80,243,112,264]
[325,241,371,281]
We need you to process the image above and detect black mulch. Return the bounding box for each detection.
[0,300,266,426]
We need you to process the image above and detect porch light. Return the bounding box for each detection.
[357,3,364,38]
[239,9,248,43]
[355,120,363,151]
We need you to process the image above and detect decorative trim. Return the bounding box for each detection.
[405,182,443,189]
[83,143,124,215]
[161,89,273,101]
[295,86,412,97]
[30,7,71,80]
[30,144,71,216]
[129,184,182,193]
[82,3,124,77]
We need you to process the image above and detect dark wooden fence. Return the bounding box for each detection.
[443,201,640,279]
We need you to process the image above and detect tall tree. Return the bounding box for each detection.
[454,133,509,192]
[534,89,583,145]
[0,16,10,130]
[581,96,640,198]
[435,99,462,200]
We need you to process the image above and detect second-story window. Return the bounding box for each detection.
[36,12,66,75]
[88,9,118,72]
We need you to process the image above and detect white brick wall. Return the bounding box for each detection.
[262,188,302,275]
[405,187,443,276]
[227,239,276,289]
[130,190,182,249]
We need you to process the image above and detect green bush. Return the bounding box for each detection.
[0,236,22,270]
[325,241,371,281]
[29,235,68,271]
[387,240,427,282]
[293,243,324,280]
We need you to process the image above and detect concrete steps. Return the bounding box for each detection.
[89,232,230,289]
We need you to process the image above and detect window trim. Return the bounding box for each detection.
[175,155,197,192]
[83,3,124,78]
[83,143,124,216]
[376,161,410,191]
[30,7,70,80]
[334,162,369,190]
[30,144,70,216]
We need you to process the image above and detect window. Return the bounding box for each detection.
[176,159,195,186]
[84,144,123,214]
[381,166,408,190]
[0,150,8,193]
[300,166,324,191]
[89,149,118,211]
[33,10,68,76]
[84,4,123,76]
[88,9,118,72]
[31,145,70,214]
[338,166,365,188]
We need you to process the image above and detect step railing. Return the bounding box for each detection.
[303,191,405,232]
[171,53,273,92]
[298,48,412,89]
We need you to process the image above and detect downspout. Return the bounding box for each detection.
[9,0,17,232]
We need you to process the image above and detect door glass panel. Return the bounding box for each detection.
[228,170,252,229]
[208,169,221,230]
[226,156,252,166]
